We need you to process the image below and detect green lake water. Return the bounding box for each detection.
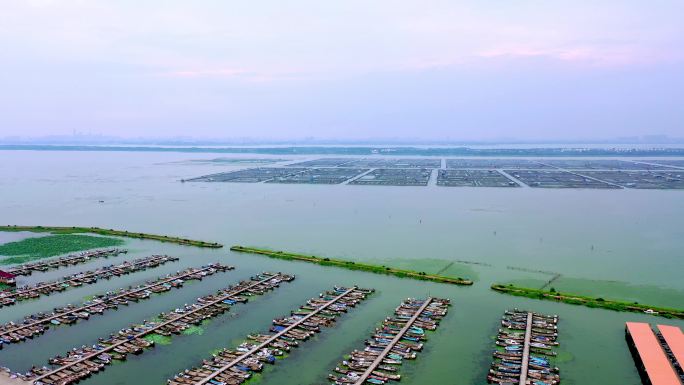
[0,150,683,385]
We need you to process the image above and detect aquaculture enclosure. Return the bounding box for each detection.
[445,159,549,169]
[436,170,519,187]
[575,170,684,189]
[636,159,684,168]
[344,158,441,168]
[285,158,355,167]
[267,168,368,184]
[187,168,307,183]
[349,168,433,186]
[537,159,671,170]
[504,170,620,188]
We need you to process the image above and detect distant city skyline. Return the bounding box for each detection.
[1,1,682,140]
[3,132,684,146]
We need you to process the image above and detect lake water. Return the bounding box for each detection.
[0,150,683,385]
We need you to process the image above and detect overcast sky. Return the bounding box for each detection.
[1,0,683,141]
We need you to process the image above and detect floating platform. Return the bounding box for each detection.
[0,255,178,308]
[5,249,127,277]
[327,297,450,384]
[167,286,374,385]
[16,272,295,385]
[486,309,560,385]
[0,263,233,348]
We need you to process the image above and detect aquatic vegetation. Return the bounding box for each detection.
[491,284,684,319]
[505,276,684,308]
[230,246,474,285]
[182,325,204,336]
[0,234,123,264]
[144,333,172,345]
[370,257,479,282]
[1,225,223,248]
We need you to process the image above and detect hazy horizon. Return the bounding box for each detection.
[1,1,683,140]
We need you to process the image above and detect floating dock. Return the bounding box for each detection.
[5,249,127,277]
[0,264,233,348]
[167,286,374,385]
[625,322,683,385]
[487,309,560,385]
[18,272,294,385]
[327,297,450,385]
[0,255,178,308]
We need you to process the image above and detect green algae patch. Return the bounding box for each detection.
[369,258,479,282]
[504,277,684,309]
[554,350,574,363]
[231,246,474,286]
[491,284,684,319]
[1,225,223,248]
[144,333,172,345]
[0,234,123,264]
[182,325,205,336]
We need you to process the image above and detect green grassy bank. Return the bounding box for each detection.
[230,245,473,285]
[491,284,684,319]
[2,225,223,248]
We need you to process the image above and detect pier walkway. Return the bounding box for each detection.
[353,297,434,385]
[518,312,533,385]
[6,249,126,277]
[0,255,176,307]
[193,286,359,385]
[0,264,232,345]
[29,272,288,384]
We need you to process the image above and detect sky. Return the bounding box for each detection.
[0,0,683,142]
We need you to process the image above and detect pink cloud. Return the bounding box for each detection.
[476,45,658,67]
[163,68,248,78]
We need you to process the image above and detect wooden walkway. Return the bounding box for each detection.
[6,249,126,276]
[518,312,533,385]
[193,286,359,385]
[0,264,231,342]
[352,298,434,385]
[0,255,175,304]
[29,272,285,384]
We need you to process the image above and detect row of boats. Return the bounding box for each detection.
[487,309,560,385]
[167,286,374,385]
[0,255,178,308]
[328,297,450,385]
[6,249,127,277]
[0,263,232,348]
[15,272,295,385]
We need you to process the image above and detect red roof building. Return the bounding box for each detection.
[625,322,682,385]
[0,270,16,286]
[659,325,684,379]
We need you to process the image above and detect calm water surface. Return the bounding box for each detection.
[0,150,683,385]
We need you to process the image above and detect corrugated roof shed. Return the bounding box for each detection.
[626,322,681,385]
[659,324,684,373]
[0,270,16,279]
